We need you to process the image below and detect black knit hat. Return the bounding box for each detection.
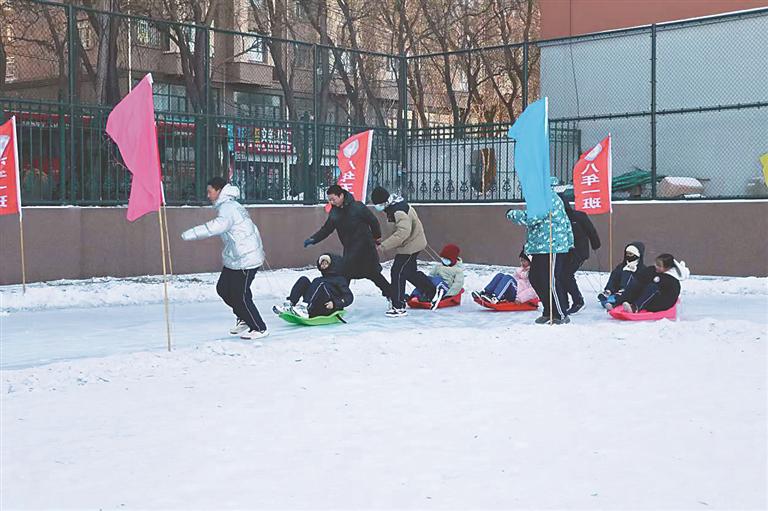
[370,186,390,205]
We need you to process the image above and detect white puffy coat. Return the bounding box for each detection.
[181,185,265,270]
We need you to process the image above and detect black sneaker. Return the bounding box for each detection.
[566,302,584,315]
[552,316,571,325]
[534,315,550,324]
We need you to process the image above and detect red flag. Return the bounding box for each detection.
[325,130,374,212]
[574,134,612,215]
[106,74,163,221]
[0,116,22,217]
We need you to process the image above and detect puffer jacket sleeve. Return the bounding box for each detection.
[360,203,382,239]
[182,212,233,240]
[333,279,354,309]
[446,266,464,296]
[381,210,413,252]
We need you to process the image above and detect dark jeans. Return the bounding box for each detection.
[288,276,339,318]
[389,252,436,309]
[562,251,585,307]
[629,283,667,312]
[528,253,569,319]
[216,267,267,332]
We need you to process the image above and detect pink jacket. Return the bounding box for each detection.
[514,267,538,303]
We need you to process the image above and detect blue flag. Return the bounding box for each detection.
[508,98,551,219]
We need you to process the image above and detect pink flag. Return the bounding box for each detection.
[106,74,163,221]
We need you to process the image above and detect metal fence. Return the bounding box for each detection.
[1,0,766,205]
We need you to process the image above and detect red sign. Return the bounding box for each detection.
[0,116,22,217]
[325,130,373,212]
[574,134,612,215]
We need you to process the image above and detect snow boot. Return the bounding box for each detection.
[241,329,269,341]
[385,307,408,318]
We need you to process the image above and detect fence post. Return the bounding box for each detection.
[650,24,658,199]
[399,54,408,171]
[307,43,319,205]
[522,39,529,110]
[66,4,78,204]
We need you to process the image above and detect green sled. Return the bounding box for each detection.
[279,309,347,326]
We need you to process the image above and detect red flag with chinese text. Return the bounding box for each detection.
[0,116,22,217]
[325,130,374,212]
[574,134,612,215]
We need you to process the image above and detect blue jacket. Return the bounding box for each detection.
[506,185,574,254]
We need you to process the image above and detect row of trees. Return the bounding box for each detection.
[0,0,539,126]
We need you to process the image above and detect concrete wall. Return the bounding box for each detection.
[2,202,767,285]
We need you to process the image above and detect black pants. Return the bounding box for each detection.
[390,252,436,309]
[348,270,390,297]
[216,267,267,332]
[529,253,569,320]
[288,276,339,318]
[561,251,585,307]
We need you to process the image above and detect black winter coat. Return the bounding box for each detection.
[310,192,383,278]
[624,267,681,312]
[315,254,354,310]
[606,241,647,293]
[566,208,601,262]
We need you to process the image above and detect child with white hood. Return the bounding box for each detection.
[620,253,690,313]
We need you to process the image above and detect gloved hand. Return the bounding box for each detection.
[597,290,610,301]
[375,237,382,246]
[505,209,514,220]
[303,238,315,248]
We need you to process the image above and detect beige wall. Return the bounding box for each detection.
[1,201,767,285]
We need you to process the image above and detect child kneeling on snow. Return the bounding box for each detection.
[278,254,353,318]
[472,251,538,304]
[620,253,689,313]
[599,242,646,310]
[409,244,465,308]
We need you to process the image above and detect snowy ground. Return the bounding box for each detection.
[1,264,766,510]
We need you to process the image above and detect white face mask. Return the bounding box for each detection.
[374,203,387,211]
[441,257,452,266]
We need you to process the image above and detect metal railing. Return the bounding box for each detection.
[1,0,766,204]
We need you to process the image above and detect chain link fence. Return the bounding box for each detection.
[1,0,766,205]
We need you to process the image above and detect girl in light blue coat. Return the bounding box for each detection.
[181,177,268,340]
[506,177,574,324]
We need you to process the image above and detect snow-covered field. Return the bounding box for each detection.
[1,264,766,510]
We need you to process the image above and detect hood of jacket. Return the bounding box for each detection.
[317,253,345,277]
[215,184,240,208]
[384,194,408,222]
[623,241,646,266]
[665,260,690,281]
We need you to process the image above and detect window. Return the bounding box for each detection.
[385,57,398,81]
[136,20,162,48]
[294,0,308,19]
[152,83,190,112]
[5,55,16,82]
[295,45,312,68]
[330,51,352,75]
[163,26,196,54]
[77,19,93,50]
[245,34,265,63]
[234,92,283,120]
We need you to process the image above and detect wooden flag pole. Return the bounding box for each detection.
[19,213,26,294]
[161,203,174,275]
[157,209,172,351]
[549,211,553,325]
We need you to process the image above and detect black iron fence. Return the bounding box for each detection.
[1,0,766,205]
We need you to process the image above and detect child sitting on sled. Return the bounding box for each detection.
[619,253,689,313]
[409,244,465,309]
[276,254,353,318]
[472,251,538,304]
[599,242,647,310]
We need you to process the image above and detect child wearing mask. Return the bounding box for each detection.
[599,242,646,310]
[409,243,465,310]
